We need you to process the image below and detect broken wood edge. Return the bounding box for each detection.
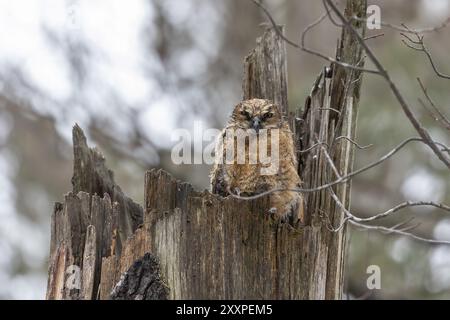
[110,252,169,300]
[144,167,308,230]
[243,25,289,116]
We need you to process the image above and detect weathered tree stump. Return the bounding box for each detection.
[46,0,366,300]
[46,125,144,300]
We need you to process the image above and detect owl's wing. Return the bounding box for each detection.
[210,129,228,196]
[210,164,227,196]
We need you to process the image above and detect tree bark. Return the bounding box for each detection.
[46,0,366,300]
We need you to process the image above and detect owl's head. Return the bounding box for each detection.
[230,99,282,133]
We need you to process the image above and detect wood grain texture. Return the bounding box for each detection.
[140,169,330,299]
[294,0,367,299]
[243,26,289,115]
[98,168,335,299]
[111,253,169,300]
[46,126,145,299]
[72,124,143,252]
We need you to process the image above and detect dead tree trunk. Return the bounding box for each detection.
[46,0,366,300]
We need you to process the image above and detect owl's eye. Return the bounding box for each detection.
[263,112,273,120]
[240,110,251,119]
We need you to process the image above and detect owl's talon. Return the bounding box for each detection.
[279,212,291,224]
[267,207,277,216]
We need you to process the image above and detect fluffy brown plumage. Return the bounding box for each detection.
[210,98,304,223]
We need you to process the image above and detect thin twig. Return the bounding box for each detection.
[351,201,450,223]
[299,141,329,153]
[401,31,450,79]
[251,0,380,75]
[319,107,341,115]
[416,77,450,130]
[320,146,450,234]
[322,0,450,34]
[229,137,449,200]
[391,217,421,233]
[321,145,450,244]
[334,136,373,150]
[324,0,450,170]
[355,17,450,34]
[349,220,450,245]
[251,0,450,169]
[364,33,384,41]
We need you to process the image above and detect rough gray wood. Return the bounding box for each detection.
[243,26,289,114]
[110,253,169,300]
[46,126,144,300]
[142,169,327,299]
[294,0,367,299]
[81,225,96,299]
[72,124,143,248]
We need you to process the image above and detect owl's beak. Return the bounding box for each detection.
[251,116,262,133]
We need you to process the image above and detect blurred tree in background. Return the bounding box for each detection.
[0,0,449,299]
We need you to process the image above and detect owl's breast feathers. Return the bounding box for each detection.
[209,99,304,223]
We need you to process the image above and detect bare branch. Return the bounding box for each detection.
[252,0,450,169]
[391,217,421,233]
[319,107,341,115]
[338,199,450,224]
[322,144,450,247]
[333,136,373,150]
[416,77,450,130]
[250,0,380,75]
[319,143,450,245]
[321,143,450,231]
[361,201,450,222]
[324,0,450,170]
[401,31,450,80]
[355,17,450,34]
[349,220,450,245]
[322,0,450,34]
[364,33,384,41]
[229,137,450,200]
[299,141,330,153]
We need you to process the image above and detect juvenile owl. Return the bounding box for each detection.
[210,98,304,224]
